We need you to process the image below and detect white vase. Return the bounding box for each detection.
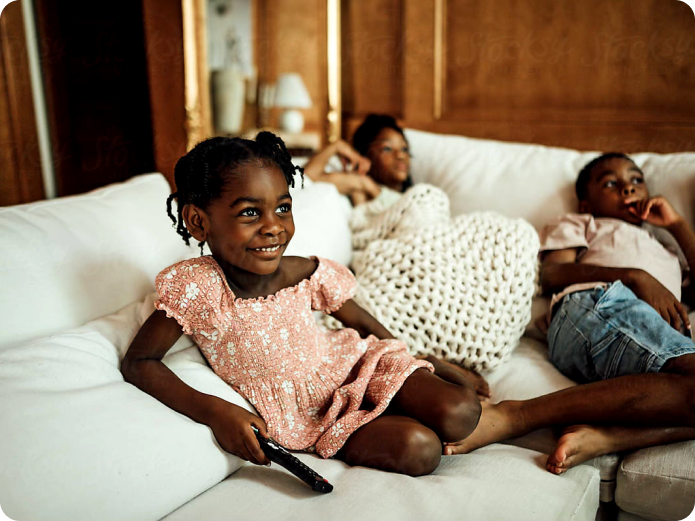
[211,67,245,134]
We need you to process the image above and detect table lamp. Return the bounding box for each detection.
[274,73,312,133]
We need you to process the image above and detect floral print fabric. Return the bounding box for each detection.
[155,256,431,458]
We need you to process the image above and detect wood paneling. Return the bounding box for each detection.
[341,0,403,119]
[256,0,328,138]
[141,0,187,187]
[342,0,695,153]
[0,2,43,206]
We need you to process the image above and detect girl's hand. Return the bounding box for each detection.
[627,270,690,332]
[208,398,270,465]
[629,196,684,228]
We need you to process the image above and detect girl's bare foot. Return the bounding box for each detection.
[421,355,491,400]
[546,425,619,475]
[443,401,521,455]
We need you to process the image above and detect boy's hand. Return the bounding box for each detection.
[628,270,690,332]
[629,196,684,229]
[208,399,270,465]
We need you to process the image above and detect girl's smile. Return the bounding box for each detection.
[189,162,295,283]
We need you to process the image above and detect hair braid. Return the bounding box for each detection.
[255,131,304,188]
[165,132,303,249]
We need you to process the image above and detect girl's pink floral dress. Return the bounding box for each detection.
[155,256,432,458]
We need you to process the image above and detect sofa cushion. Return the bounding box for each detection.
[404,128,695,343]
[404,129,695,231]
[285,176,353,267]
[0,293,255,521]
[0,174,197,349]
[161,444,600,521]
[615,441,695,521]
[486,337,621,498]
[0,174,353,350]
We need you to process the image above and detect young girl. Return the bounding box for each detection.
[121,132,482,477]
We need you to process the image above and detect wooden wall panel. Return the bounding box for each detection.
[341,0,403,119]
[256,0,328,137]
[0,2,43,206]
[437,0,695,152]
[142,0,187,187]
[342,0,695,153]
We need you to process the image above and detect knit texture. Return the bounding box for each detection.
[346,184,539,371]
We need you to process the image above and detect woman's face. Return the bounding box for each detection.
[366,128,410,191]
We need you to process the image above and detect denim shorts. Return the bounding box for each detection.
[547,281,695,383]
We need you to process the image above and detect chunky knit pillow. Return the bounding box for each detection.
[347,185,539,372]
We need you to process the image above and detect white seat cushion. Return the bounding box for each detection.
[0,294,253,521]
[161,444,600,521]
[616,441,695,521]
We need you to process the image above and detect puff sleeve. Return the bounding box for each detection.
[539,213,592,254]
[154,257,224,335]
[310,257,357,313]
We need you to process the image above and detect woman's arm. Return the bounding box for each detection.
[301,140,379,205]
[302,139,370,181]
[330,299,396,340]
[121,310,269,464]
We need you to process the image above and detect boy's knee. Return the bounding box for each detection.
[431,386,481,442]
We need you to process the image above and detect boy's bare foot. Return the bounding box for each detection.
[420,355,491,400]
[443,401,520,455]
[546,425,619,475]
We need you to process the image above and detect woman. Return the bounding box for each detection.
[302,114,411,206]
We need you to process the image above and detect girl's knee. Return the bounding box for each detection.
[396,425,442,476]
[432,386,482,442]
[338,420,441,476]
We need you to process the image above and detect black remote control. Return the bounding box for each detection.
[252,427,333,493]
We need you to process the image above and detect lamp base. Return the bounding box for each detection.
[279,110,305,133]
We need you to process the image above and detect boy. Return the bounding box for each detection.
[444,153,695,474]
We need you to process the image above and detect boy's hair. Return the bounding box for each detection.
[352,114,413,192]
[576,152,636,201]
[166,131,303,248]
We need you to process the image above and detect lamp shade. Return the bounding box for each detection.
[274,73,312,109]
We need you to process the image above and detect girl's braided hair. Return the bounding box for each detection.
[166,131,303,251]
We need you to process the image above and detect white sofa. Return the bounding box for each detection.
[0,129,693,521]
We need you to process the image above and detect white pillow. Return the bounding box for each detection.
[0,174,197,349]
[405,128,695,232]
[285,176,353,266]
[0,294,253,521]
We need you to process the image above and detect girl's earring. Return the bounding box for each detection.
[199,241,205,256]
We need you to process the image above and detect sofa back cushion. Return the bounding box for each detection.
[405,129,695,231]
[0,173,354,349]
[0,174,197,348]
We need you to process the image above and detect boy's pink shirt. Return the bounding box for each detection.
[539,213,683,319]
